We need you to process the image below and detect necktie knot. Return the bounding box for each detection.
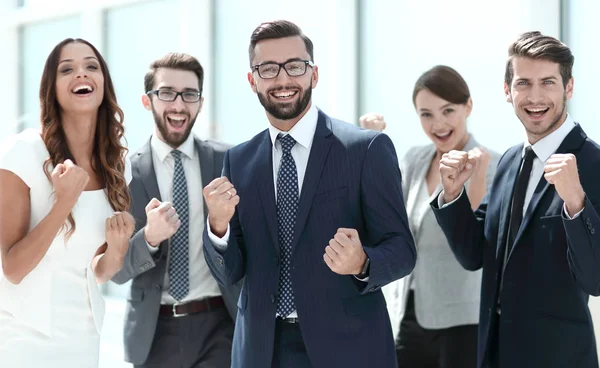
[171,150,183,161]
[523,145,536,162]
[277,133,296,155]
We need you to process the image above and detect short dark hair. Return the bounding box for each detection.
[248,20,314,67]
[144,53,204,94]
[504,31,574,87]
[412,65,471,106]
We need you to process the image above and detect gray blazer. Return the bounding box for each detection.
[383,135,499,338]
[112,136,241,365]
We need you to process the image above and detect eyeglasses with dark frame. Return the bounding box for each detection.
[146,89,202,103]
[252,60,314,79]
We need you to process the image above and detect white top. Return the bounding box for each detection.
[148,133,221,305]
[0,128,131,337]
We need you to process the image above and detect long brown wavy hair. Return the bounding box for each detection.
[39,38,130,239]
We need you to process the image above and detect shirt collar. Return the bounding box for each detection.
[269,103,318,150]
[523,114,576,161]
[151,132,195,162]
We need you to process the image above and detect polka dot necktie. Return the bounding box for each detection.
[168,150,189,301]
[276,133,298,317]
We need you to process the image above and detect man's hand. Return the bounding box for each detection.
[144,198,180,247]
[359,113,386,132]
[203,177,239,238]
[544,154,585,216]
[323,228,367,275]
[439,150,475,203]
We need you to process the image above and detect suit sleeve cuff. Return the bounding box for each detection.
[563,202,585,220]
[438,187,465,208]
[207,217,230,251]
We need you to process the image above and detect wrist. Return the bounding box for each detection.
[442,189,460,204]
[565,192,585,215]
[209,219,228,238]
[144,227,160,247]
[355,253,369,276]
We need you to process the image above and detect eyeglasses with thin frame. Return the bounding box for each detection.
[252,60,314,79]
[146,89,202,103]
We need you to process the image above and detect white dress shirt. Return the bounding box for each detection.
[440,114,580,218]
[149,134,221,305]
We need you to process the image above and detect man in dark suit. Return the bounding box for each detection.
[431,31,600,368]
[201,20,416,368]
[112,53,240,368]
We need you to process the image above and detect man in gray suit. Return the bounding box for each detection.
[112,53,239,368]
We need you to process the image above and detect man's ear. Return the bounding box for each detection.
[142,94,152,111]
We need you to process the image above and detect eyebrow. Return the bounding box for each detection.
[256,57,304,65]
[58,56,99,65]
[157,86,200,92]
[516,75,559,81]
[419,103,453,112]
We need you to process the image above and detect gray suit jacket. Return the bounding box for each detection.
[383,135,500,338]
[112,136,241,365]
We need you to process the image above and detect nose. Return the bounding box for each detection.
[527,83,545,104]
[75,65,88,79]
[171,94,186,109]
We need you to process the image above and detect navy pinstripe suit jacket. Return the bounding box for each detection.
[204,109,416,368]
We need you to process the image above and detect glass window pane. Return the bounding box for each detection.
[20,16,81,130]
[105,0,179,159]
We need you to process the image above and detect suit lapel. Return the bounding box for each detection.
[508,124,587,260]
[496,147,522,259]
[290,111,334,253]
[195,138,214,222]
[256,131,279,253]
[135,139,162,203]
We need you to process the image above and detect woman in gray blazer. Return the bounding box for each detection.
[362,65,500,368]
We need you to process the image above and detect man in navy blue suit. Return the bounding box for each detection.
[201,20,416,367]
[431,32,600,368]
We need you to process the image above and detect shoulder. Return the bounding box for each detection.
[0,129,47,187]
[228,129,269,158]
[197,137,233,155]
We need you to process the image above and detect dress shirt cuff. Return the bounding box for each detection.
[207,217,230,251]
[146,239,159,254]
[563,202,585,220]
[438,188,465,208]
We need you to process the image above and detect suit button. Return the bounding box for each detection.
[586,218,592,226]
[592,228,596,235]
[217,257,224,266]
[155,284,161,291]
[270,294,276,303]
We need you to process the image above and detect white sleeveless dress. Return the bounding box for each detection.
[0,129,131,367]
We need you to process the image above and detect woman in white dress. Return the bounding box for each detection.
[0,38,134,367]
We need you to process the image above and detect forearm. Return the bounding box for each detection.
[92,246,125,284]
[564,196,600,295]
[2,201,72,284]
[466,172,487,210]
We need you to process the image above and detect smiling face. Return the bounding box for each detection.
[54,42,104,114]
[504,57,573,144]
[142,67,203,148]
[247,35,318,129]
[415,88,471,153]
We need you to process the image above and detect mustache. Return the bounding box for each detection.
[163,109,190,117]
[266,85,301,94]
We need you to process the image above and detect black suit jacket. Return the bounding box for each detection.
[112,136,241,365]
[432,124,600,368]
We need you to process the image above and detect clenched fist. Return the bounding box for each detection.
[144,198,180,247]
[323,228,367,275]
[105,211,135,256]
[51,159,89,210]
[544,153,585,216]
[203,177,239,237]
[359,112,386,132]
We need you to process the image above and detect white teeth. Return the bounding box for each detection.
[435,132,451,138]
[72,84,92,93]
[526,107,548,112]
[273,91,295,98]
[168,116,185,121]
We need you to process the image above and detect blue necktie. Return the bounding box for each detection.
[168,150,189,301]
[276,134,298,317]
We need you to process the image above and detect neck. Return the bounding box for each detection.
[61,111,97,165]
[267,101,312,132]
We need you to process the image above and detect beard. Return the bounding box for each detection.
[152,106,198,148]
[257,81,312,120]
